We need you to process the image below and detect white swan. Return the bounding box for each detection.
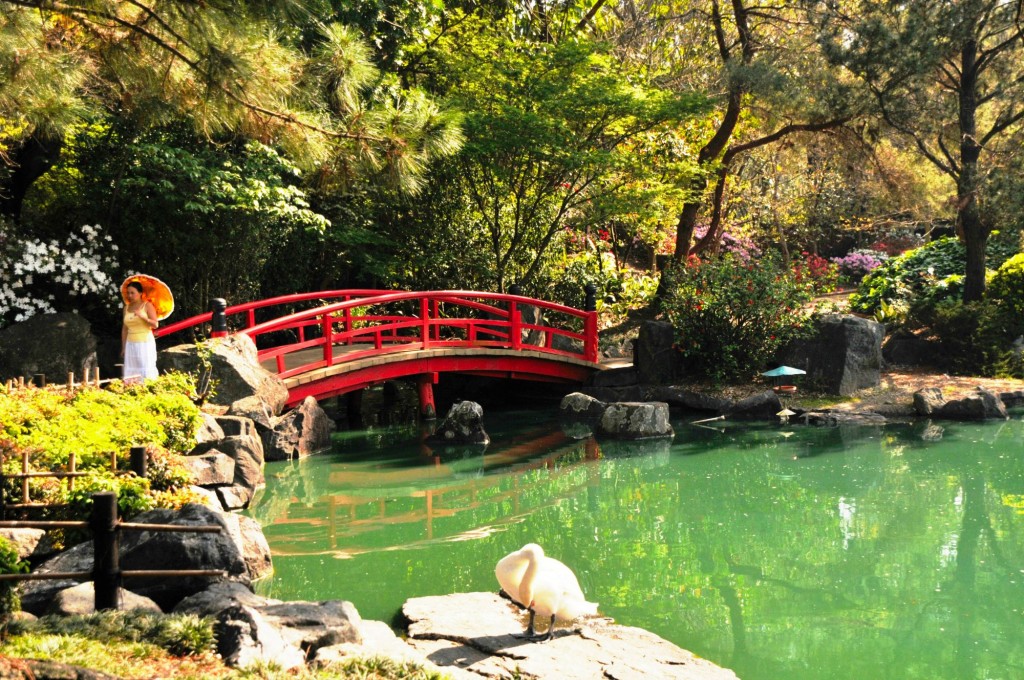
[494,542,598,641]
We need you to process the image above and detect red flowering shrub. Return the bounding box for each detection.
[661,253,817,382]
[792,251,839,295]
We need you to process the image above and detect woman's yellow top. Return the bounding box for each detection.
[123,307,153,342]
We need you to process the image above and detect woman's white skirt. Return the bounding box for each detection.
[123,337,159,383]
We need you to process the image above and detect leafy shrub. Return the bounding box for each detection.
[987,253,1024,339]
[792,251,839,295]
[0,374,203,523]
[597,270,659,323]
[867,232,925,256]
[60,472,154,520]
[8,610,216,656]
[0,373,201,474]
[849,236,1018,317]
[929,301,1015,376]
[660,252,816,383]
[830,249,886,285]
[0,536,29,633]
[547,253,606,310]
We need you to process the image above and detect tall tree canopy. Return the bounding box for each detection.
[0,0,462,220]
[425,14,709,292]
[594,0,858,261]
[815,0,1024,300]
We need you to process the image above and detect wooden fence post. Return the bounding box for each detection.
[90,492,120,611]
[129,446,148,478]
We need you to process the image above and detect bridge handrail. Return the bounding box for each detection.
[237,290,599,369]
[155,289,395,338]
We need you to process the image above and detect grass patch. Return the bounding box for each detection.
[1,611,453,679]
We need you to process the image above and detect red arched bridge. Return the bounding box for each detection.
[156,290,606,416]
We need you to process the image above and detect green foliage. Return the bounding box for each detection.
[987,253,1024,339]
[26,122,330,321]
[0,373,201,473]
[8,610,215,656]
[61,472,153,521]
[2,4,461,192]
[660,253,817,383]
[925,300,1021,377]
[420,15,707,291]
[849,236,1017,317]
[0,535,29,626]
[0,374,201,522]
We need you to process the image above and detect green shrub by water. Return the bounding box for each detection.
[0,373,203,521]
[988,253,1024,339]
[660,252,817,383]
[849,235,1019,319]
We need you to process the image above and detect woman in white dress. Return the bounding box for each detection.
[121,280,159,383]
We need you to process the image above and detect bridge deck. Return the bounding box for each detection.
[263,343,623,391]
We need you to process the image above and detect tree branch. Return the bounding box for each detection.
[574,0,608,33]
[4,0,377,142]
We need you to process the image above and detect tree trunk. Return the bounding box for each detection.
[0,132,63,222]
[958,38,987,302]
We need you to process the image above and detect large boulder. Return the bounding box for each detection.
[175,582,363,670]
[262,396,336,462]
[0,312,97,383]
[159,334,288,415]
[401,592,738,680]
[635,320,679,385]
[778,314,884,396]
[585,366,639,389]
[1001,389,1024,409]
[49,582,162,616]
[914,386,1009,420]
[559,392,607,420]
[0,657,118,680]
[426,401,490,445]
[597,402,674,439]
[913,387,946,416]
[183,451,236,486]
[190,418,266,510]
[882,331,939,367]
[0,527,45,560]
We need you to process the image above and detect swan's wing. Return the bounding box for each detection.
[495,553,529,605]
[542,556,586,599]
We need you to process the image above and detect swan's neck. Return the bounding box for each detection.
[518,553,538,607]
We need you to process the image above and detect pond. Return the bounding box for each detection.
[246,409,1024,680]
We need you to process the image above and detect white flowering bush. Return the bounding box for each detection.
[0,223,120,327]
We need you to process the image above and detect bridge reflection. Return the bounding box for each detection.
[254,429,604,556]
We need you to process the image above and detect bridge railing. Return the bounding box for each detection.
[235,290,599,377]
[155,290,394,343]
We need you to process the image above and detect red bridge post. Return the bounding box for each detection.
[418,373,438,420]
[584,284,599,363]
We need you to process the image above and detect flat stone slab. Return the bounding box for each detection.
[402,592,738,680]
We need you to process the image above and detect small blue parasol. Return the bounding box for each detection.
[763,365,805,394]
[761,365,806,378]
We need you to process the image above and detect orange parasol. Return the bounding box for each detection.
[121,274,175,321]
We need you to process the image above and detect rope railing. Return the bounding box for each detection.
[0,492,225,611]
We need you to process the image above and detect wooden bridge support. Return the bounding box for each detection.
[418,373,438,420]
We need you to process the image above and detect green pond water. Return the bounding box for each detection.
[247,410,1024,680]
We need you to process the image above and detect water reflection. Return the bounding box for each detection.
[248,412,1024,680]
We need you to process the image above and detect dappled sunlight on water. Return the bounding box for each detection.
[248,411,1024,680]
